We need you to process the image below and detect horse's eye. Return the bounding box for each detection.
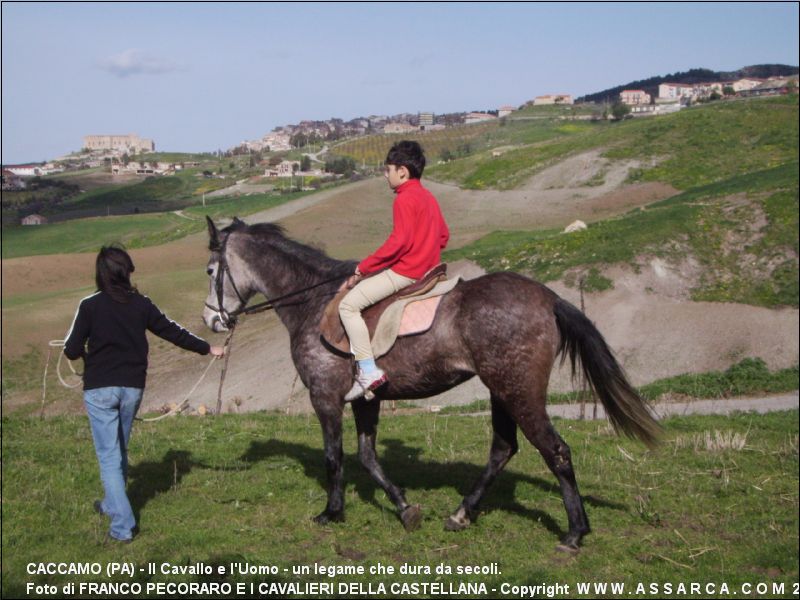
[207,267,214,276]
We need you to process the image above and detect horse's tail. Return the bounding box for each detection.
[553,296,661,448]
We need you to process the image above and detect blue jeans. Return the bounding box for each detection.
[84,386,143,541]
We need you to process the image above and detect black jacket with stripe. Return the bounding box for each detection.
[64,291,210,390]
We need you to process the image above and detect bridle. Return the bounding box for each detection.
[205,239,249,329]
[205,235,345,330]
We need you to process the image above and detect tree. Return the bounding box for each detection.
[300,155,312,172]
[611,101,631,121]
[324,157,356,176]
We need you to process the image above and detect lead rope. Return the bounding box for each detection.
[42,332,234,423]
[142,328,235,422]
[215,325,236,415]
[41,340,82,420]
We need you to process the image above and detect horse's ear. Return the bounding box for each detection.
[232,216,244,226]
[206,216,221,251]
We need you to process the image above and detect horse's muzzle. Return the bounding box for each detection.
[203,308,229,333]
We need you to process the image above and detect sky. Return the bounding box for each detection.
[2,2,798,164]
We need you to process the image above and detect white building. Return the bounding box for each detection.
[658,83,696,101]
[83,134,154,154]
[265,160,300,178]
[383,122,418,134]
[732,78,764,92]
[465,112,497,124]
[5,164,43,177]
[533,94,574,105]
[22,214,48,225]
[498,105,516,118]
[418,112,434,130]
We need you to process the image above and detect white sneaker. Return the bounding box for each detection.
[344,368,388,402]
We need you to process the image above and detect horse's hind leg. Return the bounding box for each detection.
[352,399,422,531]
[516,405,590,551]
[446,397,518,531]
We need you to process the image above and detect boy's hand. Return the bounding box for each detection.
[340,269,363,291]
[209,346,226,358]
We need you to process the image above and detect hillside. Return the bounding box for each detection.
[440,95,799,309]
[578,63,799,104]
[2,96,797,417]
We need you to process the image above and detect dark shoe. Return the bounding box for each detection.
[105,527,137,545]
[106,534,133,544]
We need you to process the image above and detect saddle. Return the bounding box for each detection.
[320,264,456,358]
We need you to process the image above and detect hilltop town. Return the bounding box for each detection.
[3,66,796,183]
[2,66,797,224]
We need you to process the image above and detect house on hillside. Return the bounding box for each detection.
[418,112,434,130]
[111,161,174,176]
[265,160,300,178]
[733,78,764,92]
[533,94,574,105]
[658,82,696,101]
[739,77,798,97]
[2,169,26,190]
[5,164,44,177]
[620,89,651,105]
[465,112,497,124]
[383,122,418,134]
[21,214,48,225]
[498,105,516,118]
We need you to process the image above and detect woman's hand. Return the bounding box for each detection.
[209,346,226,358]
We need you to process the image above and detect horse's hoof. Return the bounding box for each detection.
[556,532,582,554]
[555,542,580,555]
[400,505,422,532]
[444,515,470,532]
[313,510,345,525]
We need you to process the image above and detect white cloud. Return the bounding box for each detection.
[99,49,182,77]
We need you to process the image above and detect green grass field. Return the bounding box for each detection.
[1,189,314,259]
[2,410,797,598]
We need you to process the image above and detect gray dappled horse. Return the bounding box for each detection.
[202,217,660,551]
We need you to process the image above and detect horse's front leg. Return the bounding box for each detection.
[352,399,422,531]
[313,401,346,524]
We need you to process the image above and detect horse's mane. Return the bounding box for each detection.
[223,219,355,279]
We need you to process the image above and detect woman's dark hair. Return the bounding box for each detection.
[96,245,137,302]
[385,140,426,179]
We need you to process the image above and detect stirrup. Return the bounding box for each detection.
[345,370,388,402]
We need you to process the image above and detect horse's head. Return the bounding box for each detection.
[203,216,256,332]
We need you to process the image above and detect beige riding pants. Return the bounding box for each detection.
[339,269,416,361]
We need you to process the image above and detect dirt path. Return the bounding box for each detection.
[530,391,799,421]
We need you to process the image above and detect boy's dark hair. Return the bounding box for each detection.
[385,140,426,179]
[96,245,137,303]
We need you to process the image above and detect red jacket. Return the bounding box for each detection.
[358,179,449,279]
